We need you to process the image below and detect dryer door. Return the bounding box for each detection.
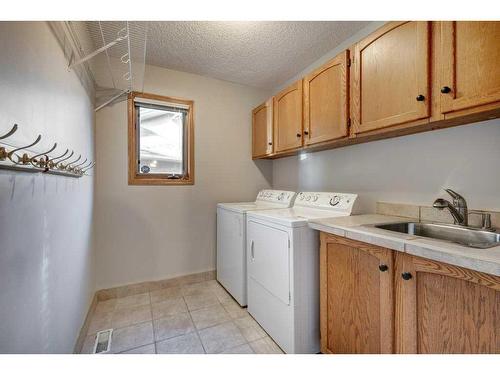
[247,219,291,305]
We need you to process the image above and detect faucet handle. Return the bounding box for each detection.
[444,188,463,200]
[469,211,493,231]
[444,189,467,208]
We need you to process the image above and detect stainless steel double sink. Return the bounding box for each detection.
[372,222,500,249]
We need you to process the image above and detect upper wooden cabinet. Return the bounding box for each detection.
[303,51,350,145]
[252,99,273,158]
[352,21,431,134]
[439,21,500,117]
[273,80,303,153]
[395,253,500,354]
[252,21,500,159]
[320,233,394,354]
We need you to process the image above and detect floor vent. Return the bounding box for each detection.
[93,329,113,354]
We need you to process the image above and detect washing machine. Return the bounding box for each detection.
[246,191,358,353]
[216,190,296,306]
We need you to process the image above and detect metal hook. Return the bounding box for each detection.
[0,124,18,140]
[53,150,74,168]
[79,160,93,170]
[71,157,88,171]
[29,142,57,168]
[81,162,95,173]
[47,148,69,163]
[7,135,42,165]
[61,154,81,170]
[45,148,68,171]
[66,155,83,170]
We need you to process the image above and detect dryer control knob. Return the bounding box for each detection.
[312,195,319,202]
[329,195,340,206]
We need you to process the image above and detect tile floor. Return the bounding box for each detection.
[81,280,284,354]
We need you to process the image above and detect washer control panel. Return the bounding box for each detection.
[256,190,297,205]
[294,191,358,213]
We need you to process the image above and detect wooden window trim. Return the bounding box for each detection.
[128,91,194,186]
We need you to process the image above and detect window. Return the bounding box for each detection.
[128,92,194,185]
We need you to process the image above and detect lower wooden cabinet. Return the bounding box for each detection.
[319,233,394,354]
[395,252,500,354]
[320,232,500,354]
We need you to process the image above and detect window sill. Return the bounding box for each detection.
[128,175,194,186]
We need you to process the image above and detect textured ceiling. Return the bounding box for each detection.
[145,21,370,89]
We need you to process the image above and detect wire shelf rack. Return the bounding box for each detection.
[50,21,148,112]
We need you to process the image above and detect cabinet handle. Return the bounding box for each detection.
[401,272,413,280]
[441,86,452,94]
[268,142,272,146]
[304,130,309,135]
[379,264,388,272]
[250,240,255,260]
[296,133,301,138]
[416,95,425,102]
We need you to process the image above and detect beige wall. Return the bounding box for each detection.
[95,65,272,290]
[272,22,500,213]
[273,120,500,213]
[96,21,500,291]
[0,22,95,353]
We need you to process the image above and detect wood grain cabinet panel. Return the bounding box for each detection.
[320,233,394,354]
[252,21,500,159]
[395,253,500,354]
[440,21,500,117]
[303,51,349,145]
[352,21,431,134]
[252,99,273,158]
[273,80,303,153]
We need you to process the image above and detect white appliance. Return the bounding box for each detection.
[246,191,358,354]
[217,190,297,306]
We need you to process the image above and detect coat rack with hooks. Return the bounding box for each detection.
[0,124,94,178]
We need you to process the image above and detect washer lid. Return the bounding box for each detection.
[217,201,292,213]
[217,190,297,213]
[246,207,352,227]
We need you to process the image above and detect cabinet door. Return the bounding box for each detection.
[320,233,394,354]
[273,80,303,153]
[252,99,273,158]
[303,51,349,145]
[352,21,431,134]
[395,253,500,354]
[440,21,500,116]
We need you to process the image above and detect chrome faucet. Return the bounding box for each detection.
[433,189,468,226]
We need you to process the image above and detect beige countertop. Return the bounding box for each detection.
[309,214,500,277]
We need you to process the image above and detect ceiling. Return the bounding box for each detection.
[145,21,370,89]
[73,21,370,103]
